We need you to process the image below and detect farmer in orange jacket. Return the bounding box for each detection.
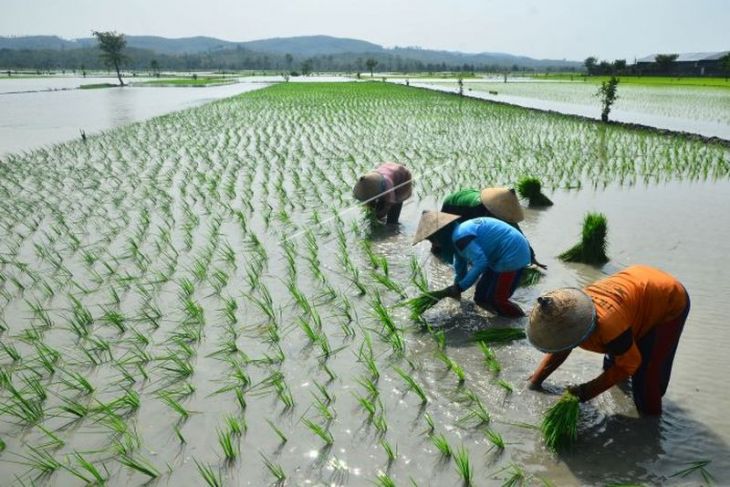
[526,265,690,415]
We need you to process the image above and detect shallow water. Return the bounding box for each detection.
[407,80,730,140]
[0,83,728,486]
[0,79,270,156]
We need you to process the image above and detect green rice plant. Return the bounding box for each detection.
[261,453,286,483]
[541,392,580,450]
[516,177,553,207]
[499,463,528,487]
[401,293,440,320]
[519,266,543,287]
[303,418,334,445]
[119,453,161,479]
[669,460,714,484]
[485,429,505,451]
[393,367,427,404]
[497,379,513,393]
[18,445,63,475]
[431,433,452,457]
[101,309,127,333]
[225,415,245,436]
[35,424,64,450]
[65,451,107,485]
[424,413,435,436]
[436,351,466,384]
[375,473,396,487]
[559,213,609,265]
[458,396,491,427]
[194,459,224,487]
[1,383,44,424]
[218,428,239,460]
[371,270,407,298]
[356,375,380,399]
[453,445,473,486]
[354,392,378,419]
[381,439,397,464]
[373,413,388,435]
[266,419,287,443]
[58,396,90,419]
[159,391,190,420]
[471,328,526,343]
[478,341,501,374]
[409,255,430,293]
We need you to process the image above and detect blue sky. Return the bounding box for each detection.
[1,0,728,61]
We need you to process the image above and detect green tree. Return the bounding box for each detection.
[584,56,597,75]
[720,53,730,80]
[285,53,293,69]
[149,59,160,77]
[654,54,679,74]
[596,76,619,122]
[300,59,313,76]
[365,58,378,77]
[613,59,627,73]
[92,30,127,85]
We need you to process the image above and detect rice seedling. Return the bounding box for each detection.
[218,428,239,460]
[1,342,21,362]
[669,460,714,484]
[18,445,63,476]
[559,212,609,265]
[499,463,528,487]
[478,341,501,374]
[303,418,334,445]
[453,445,473,486]
[375,473,397,487]
[458,395,491,427]
[516,177,553,207]
[423,413,435,436]
[159,391,191,421]
[497,379,513,393]
[261,419,287,443]
[519,266,543,287]
[401,293,441,320]
[431,433,452,457]
[541,392,580,450]
[195,459,224,487]
[119,453,161,479]
[485,429,505,451]
[381,439,397,464]
[261,453,287,483]
[436,351,466,384]
[393,367,427,404]
[471,328,526,343]
[65,451,107,485]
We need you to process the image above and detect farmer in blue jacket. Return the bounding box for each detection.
[413,211,531,317]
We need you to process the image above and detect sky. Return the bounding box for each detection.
[1,0,728,62]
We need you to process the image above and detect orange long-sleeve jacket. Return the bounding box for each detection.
[530,265,687,401]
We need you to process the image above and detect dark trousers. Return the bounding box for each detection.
[474,268,525,317]
[603,292,690,415]
[385,202,403,224]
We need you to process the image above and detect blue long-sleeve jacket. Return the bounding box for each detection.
[452,218,531,291]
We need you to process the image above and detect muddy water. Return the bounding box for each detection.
[382,179,730,485]
[404,80,730,140]
[0,80,269,156]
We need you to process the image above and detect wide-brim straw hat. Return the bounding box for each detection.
[412,211,460,245]
[527,288,596,353]
[480,187,524,223]
[353,172,385,202]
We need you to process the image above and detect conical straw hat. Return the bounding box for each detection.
[480,187,524,223]
[527,288,596,353]
[412,211,460,245]
[353,172,385,202]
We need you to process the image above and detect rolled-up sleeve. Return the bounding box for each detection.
[456,241,489,291]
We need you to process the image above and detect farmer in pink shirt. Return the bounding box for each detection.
[353,162,413,224]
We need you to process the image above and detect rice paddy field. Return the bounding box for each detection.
[1,81,729,486]
[422,79,730,139]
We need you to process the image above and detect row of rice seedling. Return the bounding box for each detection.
[0,81,726,485]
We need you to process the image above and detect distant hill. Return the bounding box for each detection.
[0,34,581,72]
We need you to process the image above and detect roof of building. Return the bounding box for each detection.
[637,51,730,63]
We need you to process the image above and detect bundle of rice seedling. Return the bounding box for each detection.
[516,177,553,207]
[471,327,526,343]
[541,392,580,450]
[402,292,442,320]
[518,266,543,287]
[559,213,609,265]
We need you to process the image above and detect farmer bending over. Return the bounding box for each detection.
[441,187,545,268]
[413,211,531,317]
[353,162,412,224]
[526,265,690,415]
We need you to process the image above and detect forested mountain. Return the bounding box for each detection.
[0,34,581,72]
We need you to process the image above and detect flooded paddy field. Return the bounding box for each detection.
[410,79,730,140]
[0,82,728,486]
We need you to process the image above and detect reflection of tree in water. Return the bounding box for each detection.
[544,402,729,485]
